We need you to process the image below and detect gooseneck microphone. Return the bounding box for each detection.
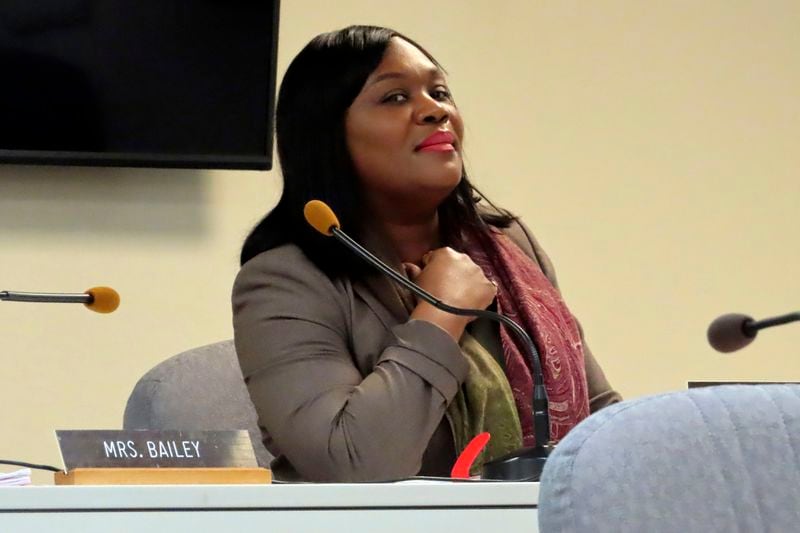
[304,200,551,481]
[0,287,120,314]
[708,311,800,353]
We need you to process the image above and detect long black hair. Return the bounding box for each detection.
[240,25,514,275]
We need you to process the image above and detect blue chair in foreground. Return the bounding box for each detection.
[123,340,273,468]
[538,384,800,533]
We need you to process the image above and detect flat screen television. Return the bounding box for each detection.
[0,0,280,170]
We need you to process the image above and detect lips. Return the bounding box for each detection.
[415,130,456,152]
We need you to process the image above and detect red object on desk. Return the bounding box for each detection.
[450,432,491,479]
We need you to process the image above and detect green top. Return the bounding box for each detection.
[446,330,523,475]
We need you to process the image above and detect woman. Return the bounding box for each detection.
[233,25,620,482]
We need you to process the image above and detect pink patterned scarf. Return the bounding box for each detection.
[463,227,590,446]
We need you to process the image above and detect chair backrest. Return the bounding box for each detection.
[123,340,272,468]
[538,384,800,533]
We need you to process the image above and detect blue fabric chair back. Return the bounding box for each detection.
[538,384,800,533]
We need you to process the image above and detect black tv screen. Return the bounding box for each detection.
[0,0,279,170]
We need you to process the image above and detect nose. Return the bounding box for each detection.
[415,97,449,125]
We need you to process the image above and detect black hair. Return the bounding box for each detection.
[240,25,514,274]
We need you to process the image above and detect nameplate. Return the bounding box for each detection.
[56,430,258,469]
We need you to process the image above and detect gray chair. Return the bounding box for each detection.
[538,384,800,533]
[123,340,273,468]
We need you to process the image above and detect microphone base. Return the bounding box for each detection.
[481,445,552,481]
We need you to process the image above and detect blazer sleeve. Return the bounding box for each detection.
[232,246,468,482]
[504,218,623,412]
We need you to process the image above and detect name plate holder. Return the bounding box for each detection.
[54,430,271,485]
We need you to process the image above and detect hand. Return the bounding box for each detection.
[404,247,497,341]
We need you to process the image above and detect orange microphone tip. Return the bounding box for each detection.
[84,286,120,314]
[303,200,340,236]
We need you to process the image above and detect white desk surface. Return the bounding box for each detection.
[0,481,539,532]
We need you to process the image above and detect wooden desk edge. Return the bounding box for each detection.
[54,467,271,485]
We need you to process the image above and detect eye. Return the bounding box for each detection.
[382,92,408,104]
[431,86,452,101]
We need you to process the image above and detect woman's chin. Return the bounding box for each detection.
[415,175,463,202]
[434,171,463,191]
[416,163,462,187]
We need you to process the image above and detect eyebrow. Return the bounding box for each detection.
[368,67,444,87]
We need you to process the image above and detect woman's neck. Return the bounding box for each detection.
[377,213,441,265]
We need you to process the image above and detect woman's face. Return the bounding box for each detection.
[345,37,464,220]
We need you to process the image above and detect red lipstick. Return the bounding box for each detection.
[415,130,456,152]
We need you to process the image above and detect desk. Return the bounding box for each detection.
[0,482,538,532]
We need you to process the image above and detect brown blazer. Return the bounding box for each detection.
[232,218,620,482]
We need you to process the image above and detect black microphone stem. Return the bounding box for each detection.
[745,312,800,335]
[0,291,91,304]
[332,226,550,446]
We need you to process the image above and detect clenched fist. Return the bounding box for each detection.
[404,247,496,341]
